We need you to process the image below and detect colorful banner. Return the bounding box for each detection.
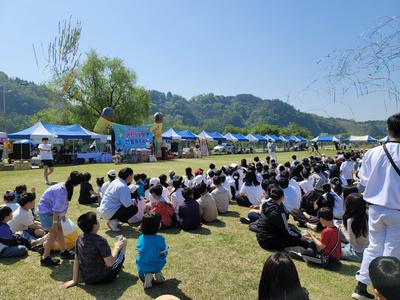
[113,124,153,152]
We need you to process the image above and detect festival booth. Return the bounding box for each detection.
[349,135,378,143]
[162,128,202,158]
[113,124,153,163]
[310,135,341,150]
[197,131,213,157]
[7,122,112,165]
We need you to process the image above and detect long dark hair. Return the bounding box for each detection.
[66,171,82,201]
[185,167,194,180]
[258,252,306,300]
[244,167,260,186]
[343,193,368,238]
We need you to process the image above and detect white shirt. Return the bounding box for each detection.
[97,178,133,220]
[240,184,263,205]
[299,178,314,194]
[4,202,19,212]
[289,179,302,201]
[100,181,111,198]
[340,160,354,180]
[359,143,400,209]
[323,191,344,219]
[170,188,185,213]
[283,185,301,212]
[128,197,146,224]
[38,143,53,160]
[8,206,34,233]
[145,187,169,204]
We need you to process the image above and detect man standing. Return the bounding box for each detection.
[352,113,400,300]
[38,137,54,185]
[97,167,138,232]
[267,139,277,162]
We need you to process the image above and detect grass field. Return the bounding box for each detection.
[0,150,361,300]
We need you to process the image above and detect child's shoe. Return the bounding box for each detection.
[41,256,60,266]
[143,273,154,289]
[154,272,165,283]
[60,249,75,260]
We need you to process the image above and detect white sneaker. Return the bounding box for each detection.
[143,273,153,289]
[107,219,121,232]
[154,272,165,283]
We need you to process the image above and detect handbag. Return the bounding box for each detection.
[301,227,340,267]
[383,143,400,176]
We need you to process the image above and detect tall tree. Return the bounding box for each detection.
[54,50,151,129]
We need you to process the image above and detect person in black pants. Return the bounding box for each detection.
[256,185,310,251]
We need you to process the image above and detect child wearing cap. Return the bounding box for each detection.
[100,170,117,200]
[145,178,169,204]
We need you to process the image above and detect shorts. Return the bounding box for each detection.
[42,160,54,167]
[39,213,61,231]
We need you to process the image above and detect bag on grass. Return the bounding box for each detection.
[53,218,79,251]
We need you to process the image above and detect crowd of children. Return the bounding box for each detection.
[1,129,400,298]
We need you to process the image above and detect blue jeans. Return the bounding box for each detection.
[22,230,37,242]
[341,243,363,262]
[0,245,28,258]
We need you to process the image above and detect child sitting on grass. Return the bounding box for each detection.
[0,206,29,258]
[136,211,168,289]
[78,172,100,205]
[177,188,201,231]
[150,185,174,229]
[128,184,147,225]
[8,193,46,242]
[3,191,19,212]
[369,256,400,300]
[302,207,341,264]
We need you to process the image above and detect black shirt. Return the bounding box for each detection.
[78,182,95,204]
[75,233,112,283]
[178,199,201,230]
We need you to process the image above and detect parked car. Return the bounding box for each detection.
[213,142,235,154]
[289,142,307,151]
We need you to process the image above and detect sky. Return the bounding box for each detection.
[0,0,399,121]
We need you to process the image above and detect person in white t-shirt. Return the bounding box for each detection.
[299,169,314,194]
[100,170,117,200]
[38,137,54,184]
[279,177,301,213]
[267,140,277,162]
[351,113,400,300]
[8,193,46,241]
[340,153,355,185]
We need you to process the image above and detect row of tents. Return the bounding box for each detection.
[1,122,389,144]
[162,129,388,143]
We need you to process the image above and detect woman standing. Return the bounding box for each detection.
[38,171,82,266]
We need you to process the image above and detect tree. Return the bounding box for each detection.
[53,50,151,129]
[279,122,311,138]
[251,123,280,135]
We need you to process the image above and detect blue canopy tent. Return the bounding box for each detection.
[310,136,340,142]
[232,133,249,142]
[245,134,259,142]
[264,134,280,142]
[207,131,227,141]
[197,131,213,141]
[8,122,102,140]
[175,129,199,140]
[223,133,239,142]
[278,136,290,142]
[253,134,267,142]
[162,128,182,140]
[296,136,308,142]
[13,139,36,147]
[290,136,302,142]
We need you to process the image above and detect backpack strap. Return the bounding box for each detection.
[383,144,400,177]
[327,227,340,257]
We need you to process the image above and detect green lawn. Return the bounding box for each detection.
[0,151,360,300]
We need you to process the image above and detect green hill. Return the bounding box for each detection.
[149,91,386,136]
[0,71,387,136]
